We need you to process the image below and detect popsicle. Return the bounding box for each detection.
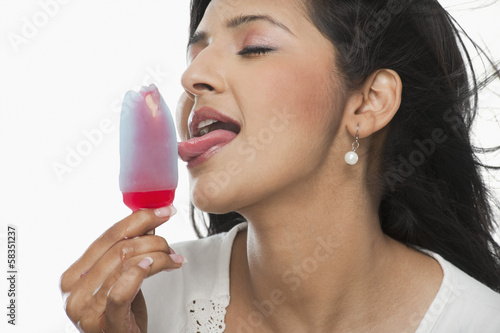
[119,84,178,211]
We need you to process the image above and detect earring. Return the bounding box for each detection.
[345,125,359,166]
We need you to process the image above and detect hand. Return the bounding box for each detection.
[60,206,185,333]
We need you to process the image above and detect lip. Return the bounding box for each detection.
[179,106,241,168]
[188,106,241,139]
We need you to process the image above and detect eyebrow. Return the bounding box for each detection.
[187,14,293,50]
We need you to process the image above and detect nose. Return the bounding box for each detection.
[181,47,227,98]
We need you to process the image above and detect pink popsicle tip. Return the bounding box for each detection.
[145,93,159,117]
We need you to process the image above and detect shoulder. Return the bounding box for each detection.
[417,250,500,333]
[142,222,248,332]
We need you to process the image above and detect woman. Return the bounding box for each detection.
[60,0,500,332]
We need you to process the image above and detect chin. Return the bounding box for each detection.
[190,182,242,214]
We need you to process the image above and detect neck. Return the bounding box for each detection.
[234,169,403,331]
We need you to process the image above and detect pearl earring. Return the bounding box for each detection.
[345,125,360,166]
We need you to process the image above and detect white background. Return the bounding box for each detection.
[0,0,499,332]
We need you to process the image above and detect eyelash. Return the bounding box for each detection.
[237,45,275,56]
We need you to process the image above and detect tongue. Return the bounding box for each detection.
[178,129,237,162]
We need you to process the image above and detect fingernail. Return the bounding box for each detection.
[154,205,177,218]
[169,247,176,254]
[138,257,154,269]
[169,254,187,264]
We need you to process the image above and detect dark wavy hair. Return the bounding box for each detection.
[187,0,500,291]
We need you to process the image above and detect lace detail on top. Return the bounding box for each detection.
[186,295,230,333]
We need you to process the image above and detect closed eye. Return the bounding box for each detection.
[237,45,275,56]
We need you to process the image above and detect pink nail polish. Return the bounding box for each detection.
[138,257,154,269]
[169,254,187,264]
[154,205,177,218]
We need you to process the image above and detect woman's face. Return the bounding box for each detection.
[178,0,346,213]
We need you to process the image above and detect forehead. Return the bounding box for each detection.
[199,0,307,30]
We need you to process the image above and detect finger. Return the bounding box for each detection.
[61,206,176,292]
[93,250,186,308]
[73,258,154,333]
[101,257,154,333]
[66,250,186,331]
[77,235,172,294]
[65,235,175,319]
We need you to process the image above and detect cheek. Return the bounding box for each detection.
[190,53,343,213]
[245,57,341,148]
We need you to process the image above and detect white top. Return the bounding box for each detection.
[142,222,500,332]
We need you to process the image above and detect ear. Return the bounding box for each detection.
[343,69,402,138]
